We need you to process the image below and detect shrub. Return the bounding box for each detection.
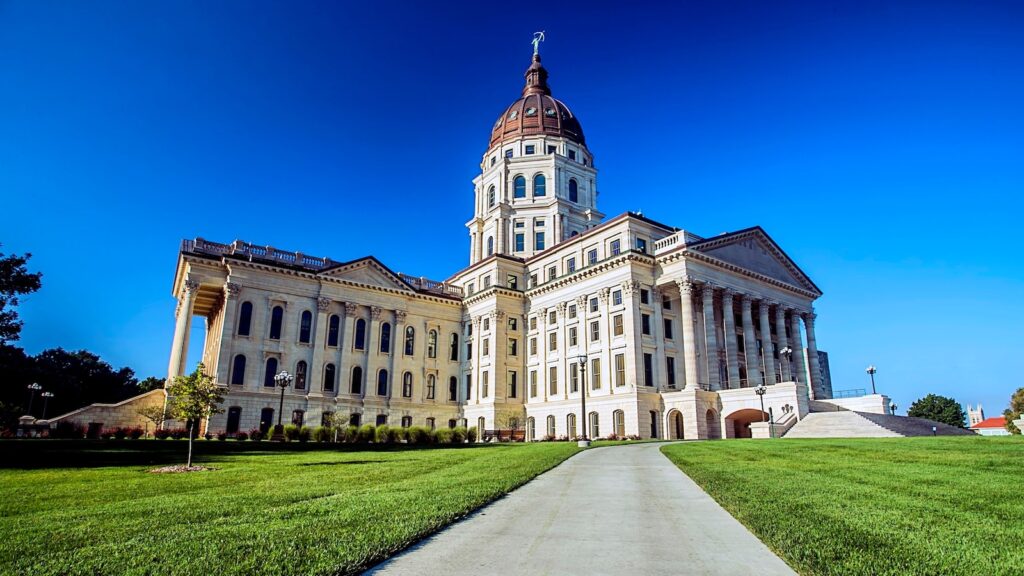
[435,428,454,444]
[375,425,395,445]
[541,434,556,442]
[451,426,467,444]
[51,421,86,439]
[407,426,435,445]
[343,425,359,443]
[235,431,249,441]
[313,426,332,443]
[128,428,144,440]
[154,429,171,440]
[392,426,408,443]
[249,428,264,441]
[100,429,115,440]
[169,428,187,440]
[283,424,299,442]
[216,431,228,441]
[357,424,376,443]
[112,428,128,440]
[467,426,478,443]
[298,426,311,443]
[204,432,213,440]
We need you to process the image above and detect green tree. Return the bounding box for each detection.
[907,394,967,428]
[1002,387,1024,435]
[0,246,43,344]
[136,404,168,437]
[137,376,166,393]
[166,363,224,467]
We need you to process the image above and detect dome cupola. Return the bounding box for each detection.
[488,53,585,148]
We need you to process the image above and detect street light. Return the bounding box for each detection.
[272,370,293,441]
[866,365,877,394]
[755,384,768,423]
[779,346,793,382]
[577,355,590,447]
[41,392,54,420]
[26,383,42,417]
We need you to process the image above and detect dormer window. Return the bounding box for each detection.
[568,150,577,161]
[505,149,513,158]
[544,108,556,117]
[508,110,518,120]
[525,145,535,155]
[526,107,537,116]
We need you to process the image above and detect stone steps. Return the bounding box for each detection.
[783,410,973,439]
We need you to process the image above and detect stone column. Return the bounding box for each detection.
[622,280,641,389]
[473,316,483,404]
[701,284,719,391]
[340,303,358,396]
[774,305,791,382]
[558,302,570,399]
[758,301,777,386]
[366,306,382,399]
[651,287,666,391]
[215,282,241,385]
[803,311,823,400]
[741,295,759,387]
[309,296,331,397]
[788,311,807,390]
[721,289,741,389]
[598,289,613,395]
[538,308,549,402]
[167,279,200,380]
[676,279,699,390]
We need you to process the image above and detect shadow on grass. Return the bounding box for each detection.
[297,460,388,466]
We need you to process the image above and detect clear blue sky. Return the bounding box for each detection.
[3,1,1022,417]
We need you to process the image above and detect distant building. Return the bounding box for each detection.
[967,404,985,427]
[970,417,1010,436]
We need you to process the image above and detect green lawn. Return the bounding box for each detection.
[0,441,580,575]
[661,437,1024,576]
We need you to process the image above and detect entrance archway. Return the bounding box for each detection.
[705,409,721,440]
[667,410,685,439]
[724,408,769,438]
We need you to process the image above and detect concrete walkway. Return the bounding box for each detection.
[366,442,794,575]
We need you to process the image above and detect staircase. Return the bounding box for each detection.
[784,411,974,439]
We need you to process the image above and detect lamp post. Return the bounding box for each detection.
[779,346,793,382]
[272,370,293,441]
[577,355,590,447]
[26,383,42,417]
[41,392,54,420]
[866,365,877,394]
[755,384,768,423]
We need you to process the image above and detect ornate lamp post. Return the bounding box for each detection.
[41,392,54,420]
[755,384,768,423]
[866,365,877,394]
[26,383,42,417]
[577,355,590,447]
[779,346,793,382]
[272,370,293,441]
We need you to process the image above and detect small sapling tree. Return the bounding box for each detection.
[166,363,224,468]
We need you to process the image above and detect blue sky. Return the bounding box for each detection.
[3,1,1022,417]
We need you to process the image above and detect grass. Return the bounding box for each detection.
[0,440,580,575]
[661,436,1024,576]
[589,438,669,448]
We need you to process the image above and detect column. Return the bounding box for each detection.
[576,295,591,391]
[676,279,699,390]
[598,289,613,395]
[309,296,331,398]
[558,302,570,399]
[621,280,641,389]
[721,289,741,389]
[473,316,483,404]
[215,282,241,385]
[803,311,823,400]
[741,295,758,387]
[774,305,791,382]
[788,311,806,390]
[167,279,199,380]
[339,303,358,397]
[701,284,719,390]
[366,306,382,399]
[758,301,777,386]
[651,287,666,391]
[538,308,549,402]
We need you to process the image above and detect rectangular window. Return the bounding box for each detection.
[508,371,518,398]
[667,357,676,386]
[568,304,577,319]
[483,318,490,331]
[549,366,558,395]
[483,276,491,288]
[530,337,537,355]
[508,275,518,290]
[525,144,535,154]
[482,338,489,356]
[663,295,671,309]
[588,320,599,342]
[482,371,489,398]
[465,374,472,400]
[613,314,624,336]
[568,149,577,161]
[548,310,556,324]
[547,266,556,281]
[591,358,601,390]
[530,316,537,330]
[529,274,538,287]
[610,239,621,256]
[547,145,556,154]
[615,354,626,387]
[570,363,579,393]
[467,283,475,296]
[567,257,576,273]
[508,317,518,330]
[535,218,545,227]
[530,370,538,397]
[504,149,513,158]
[664,318,674,339]
[587,249,598,265]
[640,289,649,304]
[589,297,598,313]
[569,327,578,347]
[535,232,545,251]
[643,353,654,386]
[612,290,622,306]
[515,220,525,228]
[548,331,557,351]
[514,233,524,252]
[466,339,473,359]
[490,156,496,166]
[636,238,647,253]
[641,314,651,335]
[508,338,518,356]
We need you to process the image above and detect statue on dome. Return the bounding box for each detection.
[532,31,545,56]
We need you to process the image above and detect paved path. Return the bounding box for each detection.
[366,442,794,575]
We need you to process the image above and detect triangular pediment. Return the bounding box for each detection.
[690,228,820,294]
[319,258,414,292]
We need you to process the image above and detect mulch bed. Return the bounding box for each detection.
[148,465,215,473]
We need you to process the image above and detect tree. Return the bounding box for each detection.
[0,246,43,345]
[137,404,168,437]
[1003,387,1024,435]
[137,376,166,393]
[166,363,224,468]
[30,348,139,418]
[907,394,967,428]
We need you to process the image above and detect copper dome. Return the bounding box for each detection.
[488,55,585,148]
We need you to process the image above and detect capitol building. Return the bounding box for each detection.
[61,47,838,441]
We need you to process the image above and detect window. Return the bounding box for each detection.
[612,290,622,305]
[567,413,577,439]
[376,414,387,426]
[487,236,494,256]
[377,369,389,396]
[484,275,491,288]
[589,297,598,313]
[404,372,414,397]
[525,144,535,154]
[508,371,518,398]
[534,174,546,197]
[529,274,538,287]
[448,376,457,401]
[321,411,334,427]
[663,295,672,310]
[269,306,283,340]
[449,333,459,361]
[482,338,489,356]
[351,366,363,394]
[664,319,674,339]
[505,149,513,158]
[350,413,361,427]
[230,355,246,385]
[514,175,526,198]
[643,353,654,386]
[591,358,601,390]
[426,417,436,430]
[530,316,537,330]
[327,314,340,346]
[535,218,545,227]
[482,371,489,398]
[568,149,577,161]
[569,327,578,346]
[427,329,438,358]
[549,366,558,395]
[226,407,242,434]
[237,302,253,336]
[514,233,524,252]
[570,305,579,320]
[324,363,336,392]
[535,232,545,251]
[354,318,366,350]
[547,266,556,281]
[264,357,278,387]
[641,314,651,335]
[589,412,599,439]
[508,338,518,356]
[292,410,305,427]
[260,408,274,433]
[465,374,472,400]
[547,415,556,436]
[530,370,538,397]
[590,320,600,342]
[587,249,598,265]
[613,314,624,336]
[508,317,518,330]
[636,238,648,253]
[567,257,576,273]
[610,239,621,256]
[490,156,496,166]
[548,331,557,351]
[568,178,579,202]
[547,145,556,154]
[295,361,307,390]
[530,337,537,355]
[640,289,649,305]
[527,417,535,440]
[615,354,625,386]
[404,326,415,355]
[467,282,475,296]
[449,419,458,429]
[299,310,312,343]
[614,410,625,438]
[570,363,579,393]
[425,374,434,399]
[549,310,556,324]
[483,317,490,331]
[380,322,391,353]
[667,357,676,386]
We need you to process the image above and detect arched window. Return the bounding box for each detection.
[427,330,438,358]
[546,415,555,438]
[226,407,242,434]
[299,310,312,343]
[404,326,415,355]
[448,376,458,401]
[377,369,389,396]
[354,318,366,350]
[589,412,600,439]
[327,314,340,347]
[295,360,307,390]
[380,322,391,353]
[291,410,304,426]
[404,372,414,397]
[351,366,362,394]
[269,306,284,340]
[568,178,578,202]
[426,374,435,399]
[527,417,536,441]
[323,363,336,392]
[237,302,253,336]
[534,174,546,197]
[449,333,459,361]
[426,417,436,430]
[264,358,278,387]
[613,410,625,438]
[486,236,494,256]
[567,413,577,439]
[487,185,496,207]
[350,413,362,427]
[513,175,526,198]
[401,415,412,428]
[230,354,246,385]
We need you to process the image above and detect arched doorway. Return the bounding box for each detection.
[226,407,242,434]
[724,408,769,439]
[667,410,685,439]
[705,409,721,440]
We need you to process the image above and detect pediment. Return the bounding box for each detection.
[319,258,413,292]
[691,229,819,293]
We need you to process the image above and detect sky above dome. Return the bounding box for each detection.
[3,0,1023,416]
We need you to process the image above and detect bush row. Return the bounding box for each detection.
[201,425,479,445]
